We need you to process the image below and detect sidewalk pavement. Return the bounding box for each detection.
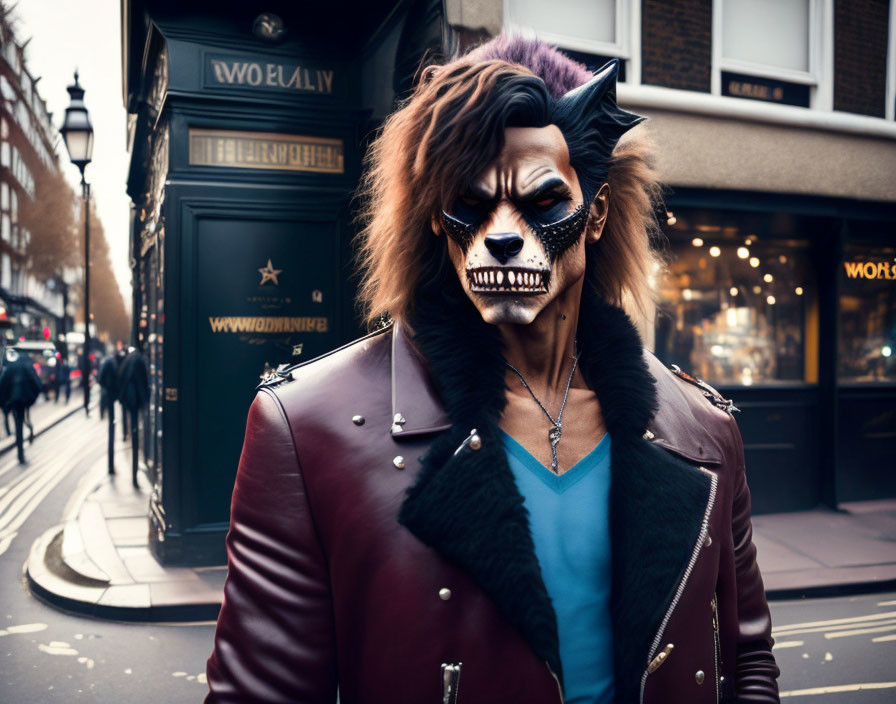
[753,500,896,600]
[25,444,896,621]
[26,445,225,622]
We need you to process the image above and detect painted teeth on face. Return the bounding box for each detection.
[466,267,550,294]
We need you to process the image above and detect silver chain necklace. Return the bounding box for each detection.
[505,347,580,474]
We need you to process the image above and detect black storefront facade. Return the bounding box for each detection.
[123,2,895,567]
[654,189,896,515]
[123,0,444,565]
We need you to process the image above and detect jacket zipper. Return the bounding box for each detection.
[441,663,461,704]
[712,592,721,703]
[639,470,718,703]
[546,662,564,704]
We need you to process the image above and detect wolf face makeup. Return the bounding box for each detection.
[436,60,643,326]
[443,125,607,325]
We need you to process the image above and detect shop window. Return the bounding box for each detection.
[839,245,896,382]
[504,0,631,72]
[1,253,9,289]
[655,222,814,386]
[1,181,7,210]
[1,213,9,242]
[715,0,827,108]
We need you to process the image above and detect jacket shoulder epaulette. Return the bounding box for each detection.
[256,363,296,390]
[255,322,395,391]
[668,364,739,414]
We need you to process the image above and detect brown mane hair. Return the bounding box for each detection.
[355,54,661,328]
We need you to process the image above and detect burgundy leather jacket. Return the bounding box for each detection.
[206,300,779,704]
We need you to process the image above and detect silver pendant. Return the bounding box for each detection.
[548,424,562,448]
[548,424,561,473]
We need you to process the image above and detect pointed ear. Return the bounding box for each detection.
[555,59,645,138]
[551,59,646,206]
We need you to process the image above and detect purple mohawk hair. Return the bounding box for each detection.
[466,34,592,98]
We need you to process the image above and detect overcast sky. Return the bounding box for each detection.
[13,0,131,309]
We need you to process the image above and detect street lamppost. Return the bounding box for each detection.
[60,71,94,416]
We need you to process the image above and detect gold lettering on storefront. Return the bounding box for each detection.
[843,261,896,280]
[208,316,329,333]
[728,80,784,102]
[189,129,344,173]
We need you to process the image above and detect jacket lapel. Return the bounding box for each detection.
[396,282,712,696]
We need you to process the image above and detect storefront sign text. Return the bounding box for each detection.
[208,316,329,333]
[206,54,335,95]
[844,261,896,280]
[189,129,344,173]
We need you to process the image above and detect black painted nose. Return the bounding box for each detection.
[484,232,524,264]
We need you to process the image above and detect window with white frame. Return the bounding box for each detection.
[714,0,831,109]
[504,0,635,80]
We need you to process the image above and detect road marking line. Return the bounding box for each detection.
[772,640,804,649]
[0,464,61,532]
[825,624,896,639]
[0,531,15,556]
[0,458,77,542]
[773,611,896,633]
[774,618,896,638]
[872,634,896,643]
[0,462,55,517]
[780,682,896,697]
[878,600,896,607]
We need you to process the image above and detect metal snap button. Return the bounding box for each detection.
[393,456,405,469]
[352,415,365,426]
[439,588,452,601]
[695,670,705,684]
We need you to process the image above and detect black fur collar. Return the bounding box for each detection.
[398,280,712,698]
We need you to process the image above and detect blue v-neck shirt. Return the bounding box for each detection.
[501,431,614,704]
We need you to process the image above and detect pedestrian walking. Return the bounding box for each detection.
[56,356,71,404]
[118,347,149,488]
[98,349,126,474]
[0,349,43,464]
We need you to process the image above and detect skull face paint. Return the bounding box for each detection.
[441,125,605,326]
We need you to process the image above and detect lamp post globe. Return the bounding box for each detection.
[60,71,94,172]
[60,70,94,416]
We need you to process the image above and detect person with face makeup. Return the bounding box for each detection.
[206,36,780,704]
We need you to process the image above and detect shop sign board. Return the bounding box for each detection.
[843,260,896,280]
[188,129,344,174]
[204,53,337,96]
[722,71,810,108]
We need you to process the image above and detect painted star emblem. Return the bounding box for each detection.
[258,259,282,286]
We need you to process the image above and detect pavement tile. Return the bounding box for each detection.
[31,563,105,605]
[117,546,152,559]
[149,580,223,607]
[106,516,150,546]
[77,502,134,585]
[764,564,896,592]
[752,510,896,568]
[98,584,151,609]
[122,554,203,583]
[752,531,824,573]
[195,568,228,593]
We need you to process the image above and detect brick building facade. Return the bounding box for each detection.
[452,0,896,512]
